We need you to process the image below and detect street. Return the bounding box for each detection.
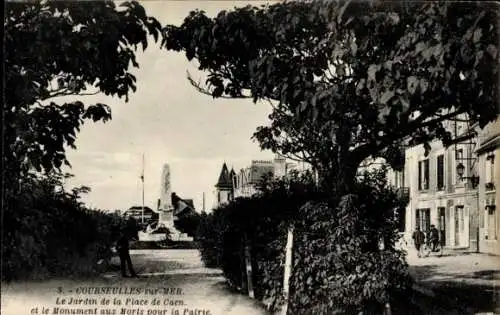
[406,249,500,314]
[3,1,499,315]
[1,249,269,315]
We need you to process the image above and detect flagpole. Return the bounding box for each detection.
[141,153,145,225]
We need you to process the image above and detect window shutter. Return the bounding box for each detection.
[437,155,444,190]
[416,210,421,229]
[418,161,422,190]
[424,159,430,190]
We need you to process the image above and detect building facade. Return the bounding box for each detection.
[364,117,500,255]
[403,120,482,251]
[233,159,275,198]
[123,206,158,224]
[477,119,500,255]
[214,156,296,207]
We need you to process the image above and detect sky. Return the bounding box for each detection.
[63,1,277,212]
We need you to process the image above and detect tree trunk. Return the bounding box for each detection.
[318,159,358,198]
[317,125,365,198]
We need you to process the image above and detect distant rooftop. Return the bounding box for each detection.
[172,192,196,216]
[183,199,195,209]
[250,161,274,184]
[127,206,155,213]
[215,162,233,189]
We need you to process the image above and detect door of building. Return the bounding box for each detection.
[438,207,446,247]
[454,205,469,247]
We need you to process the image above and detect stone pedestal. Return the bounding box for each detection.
[159,208,193,242]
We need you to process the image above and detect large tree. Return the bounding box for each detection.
[3,0,162,280]
[163,1,499,194]
[4,1,162,179]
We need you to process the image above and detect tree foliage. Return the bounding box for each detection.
[174,211,202,238]
[4,1,162,176]
[163,1,499,192]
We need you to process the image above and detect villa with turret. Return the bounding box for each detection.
[214,155,297,208]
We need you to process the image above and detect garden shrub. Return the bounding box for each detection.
[196,212,221,267]
[288,168,412,314]
[2,173,127,281]
[174,211,202,238]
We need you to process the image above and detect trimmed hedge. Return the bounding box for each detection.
[2,173,127,281]
[197,196,296,309]
[197,168,412,314]
[196,170,322,310]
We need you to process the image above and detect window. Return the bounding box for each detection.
[437,154,445,190]
[393,170,403,188]
[486,154,495,190]
[485,206,497,240]
[418,159,430,190]
[455,148,464,184]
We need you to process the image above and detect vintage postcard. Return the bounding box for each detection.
[2,1,499,315]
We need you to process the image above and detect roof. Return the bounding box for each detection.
[249,161,274,184]
[171,192,196,216]
[126,206,155,213]
[476,119,500,153]
[477,135,500,154]
[123,206,159,220]
[215,162,233,189]
[183,199,195,209]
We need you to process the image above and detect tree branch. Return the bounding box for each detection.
[282,152,312,163]
[444,129,477,147]
[76,91,101,97]
[186,71,252,99]
[417,109,465,129]
[41,88,101,101]
[264,98,291,117]
[351,107,469,169]
[44,87,71,99]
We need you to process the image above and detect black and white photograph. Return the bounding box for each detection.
[2,1,499,314]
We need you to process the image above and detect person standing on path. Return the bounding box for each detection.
[116,229,138,278]
[429,225,440,252]
[412,227,426,258]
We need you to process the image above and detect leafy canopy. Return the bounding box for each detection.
[163,1,499,187]
[4,1,162,175]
